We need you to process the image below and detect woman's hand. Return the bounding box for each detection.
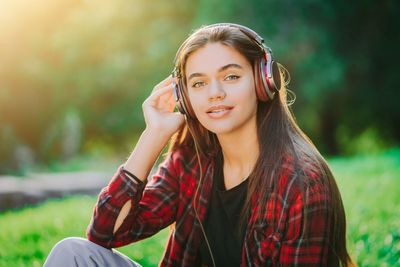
[142,75,185,138]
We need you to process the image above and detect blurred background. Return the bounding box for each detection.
[1,0,399,175]
[0,0,399,266]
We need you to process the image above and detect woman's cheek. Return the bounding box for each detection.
[188,93,203,117]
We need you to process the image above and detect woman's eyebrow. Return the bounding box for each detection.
[219,63,242,72]
[187,63,243,82]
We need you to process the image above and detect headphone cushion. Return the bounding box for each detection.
[177,79,196,118]
[255,57,270,102]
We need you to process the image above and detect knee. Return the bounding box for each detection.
[51,237,93,255]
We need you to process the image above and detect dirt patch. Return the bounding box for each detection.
[0,171,112,211]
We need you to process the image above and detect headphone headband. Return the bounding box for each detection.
[173,23,273,72]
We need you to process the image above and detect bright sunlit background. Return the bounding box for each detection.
[0,0,399,266]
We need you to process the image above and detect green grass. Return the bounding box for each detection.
[0,196,169,267]
[0,148,399,266]
[329,148,400,266]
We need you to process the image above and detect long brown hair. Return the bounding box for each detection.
[167,24,352,266]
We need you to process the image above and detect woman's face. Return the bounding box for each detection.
[185,42,258,136]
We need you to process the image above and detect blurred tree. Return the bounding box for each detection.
[0,0,399,174]
[0,0,197,173]
[324,0,400,153]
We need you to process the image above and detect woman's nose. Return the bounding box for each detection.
[208,80,226,101]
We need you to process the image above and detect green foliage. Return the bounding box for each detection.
[0,0,196,173]
[0,149,399,266]
[1,0,399,173]
[336,126,394,156]
[330,148,400,266]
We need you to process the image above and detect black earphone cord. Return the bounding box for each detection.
[184,115,217,267]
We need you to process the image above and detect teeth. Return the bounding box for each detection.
[210,109,226,113]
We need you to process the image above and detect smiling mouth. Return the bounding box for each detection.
[205,107,234,119]
[206,107,234,113]
[208,109,228,113]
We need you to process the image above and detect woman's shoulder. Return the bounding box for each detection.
[162,144,213,169]
[165,144,195,162]
[278,152,332,202]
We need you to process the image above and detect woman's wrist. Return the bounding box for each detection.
[144,126,175,141]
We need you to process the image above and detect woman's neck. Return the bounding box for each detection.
[217,122,259,174]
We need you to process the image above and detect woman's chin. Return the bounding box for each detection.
[201,122,236,136]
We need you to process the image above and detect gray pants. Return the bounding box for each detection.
[43,237,141,267]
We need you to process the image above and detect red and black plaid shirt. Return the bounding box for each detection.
[87,145,335,266]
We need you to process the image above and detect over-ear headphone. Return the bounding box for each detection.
[172,22,282,119]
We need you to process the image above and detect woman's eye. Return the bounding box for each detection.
[225,75,240,81]
[192,81,205,88]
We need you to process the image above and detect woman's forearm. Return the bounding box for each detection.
[112,128,172,234]
[123,127,171,182]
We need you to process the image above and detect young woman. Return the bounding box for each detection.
[44,23,352,266]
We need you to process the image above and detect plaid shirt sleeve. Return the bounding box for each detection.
[86,153,180,249]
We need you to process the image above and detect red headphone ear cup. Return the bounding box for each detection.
[257,55,281,101]
[255,57,269,102]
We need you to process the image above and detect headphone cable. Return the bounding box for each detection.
[185,116,217,267]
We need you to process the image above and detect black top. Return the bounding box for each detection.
[199,153,249,267]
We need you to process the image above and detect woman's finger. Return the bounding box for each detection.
[146,83,176,110]
[149,82,175,100]
[159,89,176,112]
[151,75,173,93]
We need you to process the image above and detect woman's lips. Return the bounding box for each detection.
[206,106,234,119]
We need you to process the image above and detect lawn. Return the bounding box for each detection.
[0,148,399,266]
[0,195,170,267]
